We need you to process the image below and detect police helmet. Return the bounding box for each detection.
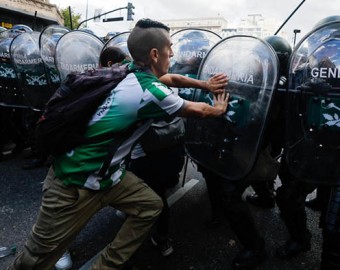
[10,24,33,33]
[79,28,96,36]
[51,33,64,43]
[263,35,292,76]
[180,30,206,40]
[313,15,340,30]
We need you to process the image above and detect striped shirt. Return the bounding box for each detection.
[53,63,185,190]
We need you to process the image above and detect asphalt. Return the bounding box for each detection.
[0,147,322,270]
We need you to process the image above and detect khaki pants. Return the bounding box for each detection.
[9,167,163,270]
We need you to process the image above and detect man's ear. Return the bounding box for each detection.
[149,48,159,63]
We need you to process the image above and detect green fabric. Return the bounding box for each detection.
[53,64,184,190]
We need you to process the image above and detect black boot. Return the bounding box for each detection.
[246,193,275,209]
[305,197,323,211]
[276,238,311,259]
[232,248,267,269]
[22,158,45,170]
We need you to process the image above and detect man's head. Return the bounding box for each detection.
[99,46,128,67]
[127,18,173,77]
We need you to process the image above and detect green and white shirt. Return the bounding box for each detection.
[53,64,185,190]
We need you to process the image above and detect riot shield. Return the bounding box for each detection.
[0,25,32,40]
[39,25,69,90]
[103,32,131,57]
[185,35,279,181]
[0,37,26,107]
[286,20,340,184]
[0,29,10,40]
[10,32,51,111]
[169,28,221,100]
[55,30,104,80]
[0,29,21,40]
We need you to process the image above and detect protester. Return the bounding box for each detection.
[128,70,228,257]
[99,46,130,67]
[7,18,229,270]
[99,45,228,257]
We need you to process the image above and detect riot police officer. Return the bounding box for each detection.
[246,34,293,209]
[276,16,340,270]
[198,53,286,269]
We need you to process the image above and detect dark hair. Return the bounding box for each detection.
[99,46,127,67]
[135,18,170,32]
[127,18,170,65]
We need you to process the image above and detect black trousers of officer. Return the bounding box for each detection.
[276,159,340,269]
[128,145,185,242]
[275,159,316,246]
[198,165,265,252]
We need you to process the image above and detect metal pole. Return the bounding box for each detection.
[33,11,37,31]
[293,29,301,46]
[68,6,73,30]
[85,0,89,28]
[274,0,306,35]
[181,155,189,187]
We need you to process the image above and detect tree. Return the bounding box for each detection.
[60,7,81,30]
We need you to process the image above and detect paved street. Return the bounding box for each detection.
[0,149,322,270]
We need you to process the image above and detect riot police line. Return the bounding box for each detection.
[1,16,340,269]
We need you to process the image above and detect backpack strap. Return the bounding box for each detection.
[98,122,142,178]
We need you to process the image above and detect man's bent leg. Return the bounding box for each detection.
[91,171,163,270]
[8,168,105,270]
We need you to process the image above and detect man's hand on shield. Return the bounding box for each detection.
[213,90,229,114]
[206,73,228,94]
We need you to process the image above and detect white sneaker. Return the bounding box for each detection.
[55,250,73,270]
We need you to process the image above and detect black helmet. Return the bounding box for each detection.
[263,35,292,76]
[79,28,96,36]
[313,15,340,30]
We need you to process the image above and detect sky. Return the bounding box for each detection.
[49,0,340,42]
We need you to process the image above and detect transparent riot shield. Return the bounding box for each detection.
[185,35,279,181]
[39,25,69,90]
[0,29,22,40]
[0,37,27,107]
[55,30,104,80]
[169,29,221,100]
[286,21,340,184]
[0,29,10,40]
[11,32,51,111]
[103,32,131,57]
[0,25,32,40]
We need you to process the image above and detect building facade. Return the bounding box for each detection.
[161,17,229,36]
[155,15,287,41]
[236,14,284,39]
[0,0,63,31]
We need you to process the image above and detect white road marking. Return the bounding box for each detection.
[167,179,199,206]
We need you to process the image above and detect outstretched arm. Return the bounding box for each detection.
[179,91,229,118]
[159,73,228,93]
